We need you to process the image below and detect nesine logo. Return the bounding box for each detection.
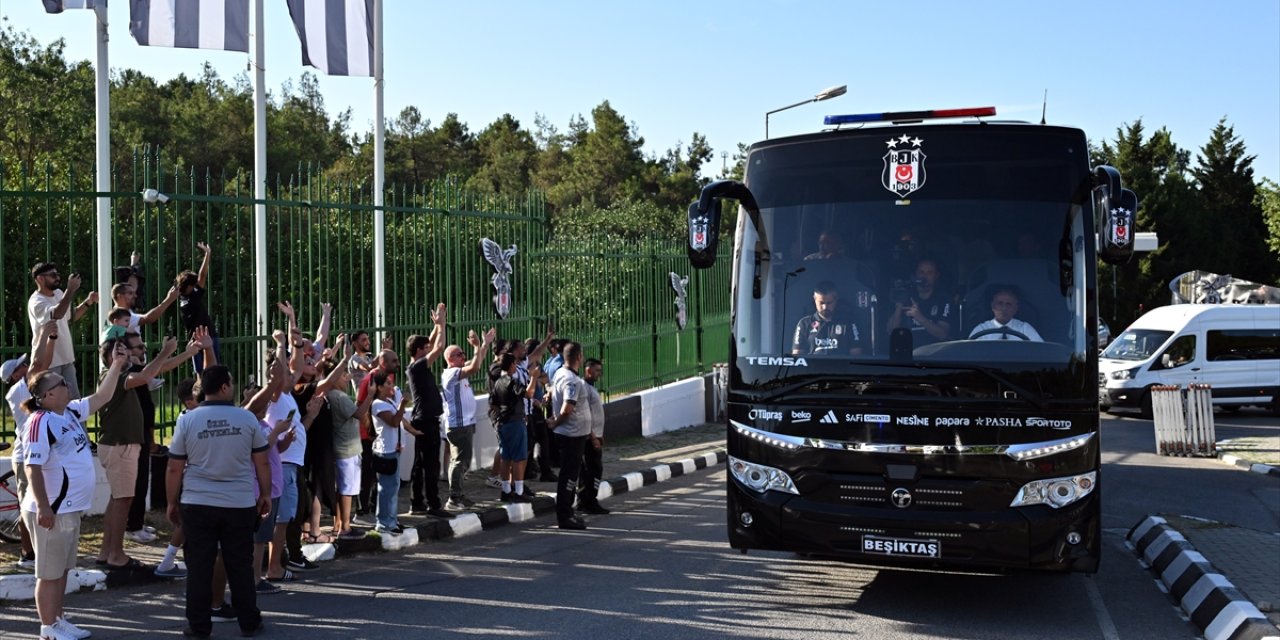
[745,356,809,366]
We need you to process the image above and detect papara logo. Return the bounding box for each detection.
[745,356,808,366]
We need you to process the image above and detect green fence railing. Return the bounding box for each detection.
[0,151,731,440]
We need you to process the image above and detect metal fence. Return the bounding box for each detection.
[0,151,730,440]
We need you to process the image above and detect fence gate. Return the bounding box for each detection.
[1151,384,1217,456]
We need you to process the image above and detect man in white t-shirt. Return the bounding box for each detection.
[28,263,99,399]
[968,287,1044,342]
[105,281,179,335]
[441,327,495,510]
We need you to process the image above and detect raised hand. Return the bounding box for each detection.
[482,327,497,345]
[272,329,286,345]
[381,335,394,351]
[276,301,295,318]
[320,302,332,316]
[467,330,480,348]
[164,285,179,302]
[84,291,100,306]
[430,303,447,325]
[160,335,179,355]
[197,241,210,256]
[192,326,213,350]
[66,273,82,293]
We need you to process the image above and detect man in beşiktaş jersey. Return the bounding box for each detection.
[792,281,866,356]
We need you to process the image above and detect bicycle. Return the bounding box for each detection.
[1,441,23,543]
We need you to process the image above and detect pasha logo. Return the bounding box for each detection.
[882,135,927,198]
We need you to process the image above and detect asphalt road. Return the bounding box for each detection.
[5,410,1277,639]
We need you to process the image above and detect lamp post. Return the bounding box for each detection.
[765,85,847,139]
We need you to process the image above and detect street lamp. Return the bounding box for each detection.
[765,85,847,139]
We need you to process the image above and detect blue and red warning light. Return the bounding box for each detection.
[824,106,997,126]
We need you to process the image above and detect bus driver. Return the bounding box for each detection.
[792,281,865,356]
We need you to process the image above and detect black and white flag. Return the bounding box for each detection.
[128,0,249,52]
[42,0,99,13]
[286,0,374,77]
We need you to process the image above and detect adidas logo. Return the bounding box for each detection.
[820,410,839,424]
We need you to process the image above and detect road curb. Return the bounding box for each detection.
[1127,515,1280,640]
[1217,452,1280,479]
[0,448,728,602]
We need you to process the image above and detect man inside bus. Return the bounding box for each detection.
[803,229,847,261]
[792,281,865,356]
[887,258,952,347]
[968,287,1043,342]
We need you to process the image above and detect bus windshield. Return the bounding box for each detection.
[734,127,1093,383]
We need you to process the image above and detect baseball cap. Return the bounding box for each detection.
[2,354,29,384]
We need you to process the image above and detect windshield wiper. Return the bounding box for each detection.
[753,375,856,404]
[857,361,1049,412]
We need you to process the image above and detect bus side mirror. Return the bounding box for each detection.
[1092,165,1138,265]
[688,199,721,269]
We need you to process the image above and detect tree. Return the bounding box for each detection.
[0,25,94,171]
[467,113,536,198]
[1191,118,1275,283]
[1258,178,1280,264]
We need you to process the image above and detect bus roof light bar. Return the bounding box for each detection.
[824,106,996,126]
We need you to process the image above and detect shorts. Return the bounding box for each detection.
[278,463,300,524]
[23,510,81,580]
[98,443,141,498]
[336,455,361,496]
[497,420,528,462]
[254,498,280,544]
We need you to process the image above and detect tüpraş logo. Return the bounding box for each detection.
[748,409,783,422]
[745,356,808,366]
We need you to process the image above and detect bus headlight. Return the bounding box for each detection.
[729,455,799,495]
[1010,471,1096,509]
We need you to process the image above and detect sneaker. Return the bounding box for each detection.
[351,514,376,528]
[374,525,402,536]
[16,553,36,571]
[338,529,366,540]
[210,603,237,623]
[155,562,188,578]
[511,492,532,504]
[485,475,502,489]
[124,528,158,543]
[54,617,91,640]
[287,558,320,572]
[521,486,539,499]
[426,507,455,519]
[39,623,76,640]
[256,580,282,595]
[408,503,428,515]
[500,491,514,503]
[142,524,158,534]
[558,517,587,531]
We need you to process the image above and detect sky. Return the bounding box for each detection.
[3,0,1278,182]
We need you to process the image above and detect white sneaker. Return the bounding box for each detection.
[38,623,75,640]
[485,475,502,489]
[124,529,157,543]
[54,617,91,640]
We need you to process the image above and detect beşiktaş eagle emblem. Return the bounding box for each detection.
[481,238,518,319]
[670,272,690,330]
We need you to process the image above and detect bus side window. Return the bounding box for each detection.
[1154,335,1196,370]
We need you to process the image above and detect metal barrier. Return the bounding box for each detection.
[1151,384,1217,456]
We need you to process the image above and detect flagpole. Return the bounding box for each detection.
[373,0,386,336]
[94,2,112,333]
[252,0,269,370]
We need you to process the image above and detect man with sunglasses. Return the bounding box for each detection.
[28,263,99,399]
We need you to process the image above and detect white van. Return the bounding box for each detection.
[1099,304,1280,416]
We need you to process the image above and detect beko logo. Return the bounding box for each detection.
[745,356,808,366]
[792,411,812,423]
[1027,417,1073,430]
[749,409,783,421]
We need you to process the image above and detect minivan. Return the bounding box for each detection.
[1099,304,1280,417]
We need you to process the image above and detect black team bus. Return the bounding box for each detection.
[687,107,1138,572]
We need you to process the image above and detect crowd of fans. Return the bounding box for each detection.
[4,245,611,640]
